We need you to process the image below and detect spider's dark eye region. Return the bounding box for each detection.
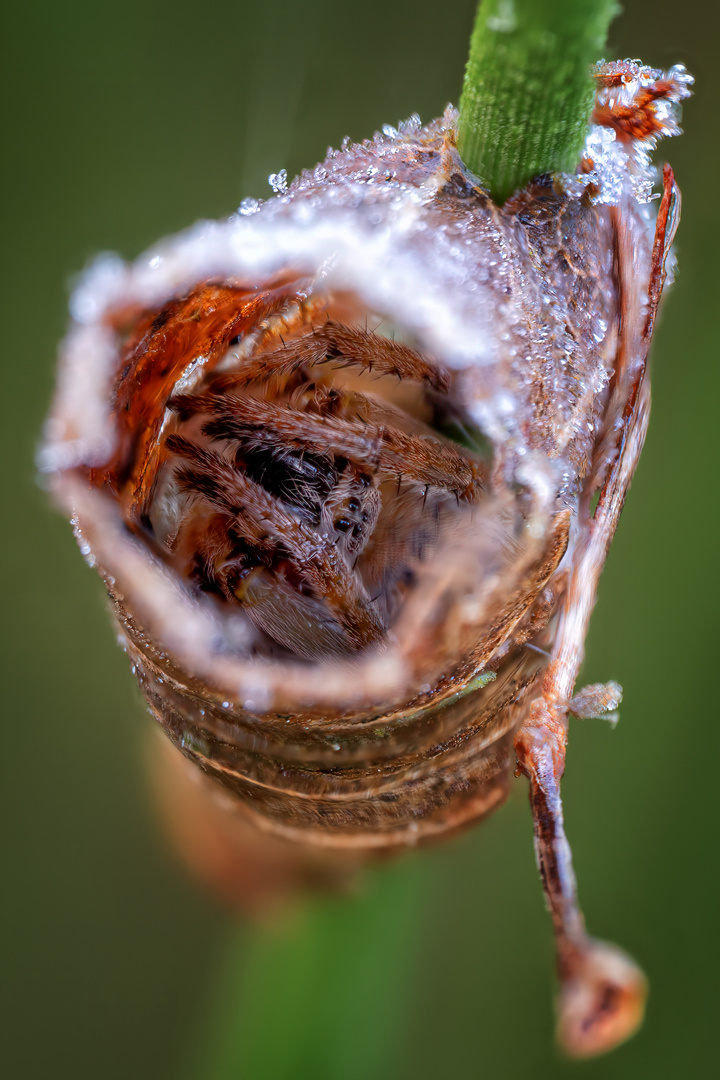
[102,283,487,661]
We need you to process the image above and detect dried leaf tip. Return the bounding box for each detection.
[585,60,693,203]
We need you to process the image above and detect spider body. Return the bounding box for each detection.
[158,317,483,657]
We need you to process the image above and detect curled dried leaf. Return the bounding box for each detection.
[42,60,691,1057]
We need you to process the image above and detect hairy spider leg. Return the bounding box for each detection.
[165,434,385,649]
[206,320,451,395]
[171,393,481,500]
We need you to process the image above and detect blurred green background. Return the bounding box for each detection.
[2,1,718,1077]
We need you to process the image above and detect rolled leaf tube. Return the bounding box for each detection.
[42,61,691,1056]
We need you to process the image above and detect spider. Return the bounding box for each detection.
[129,308,486,661]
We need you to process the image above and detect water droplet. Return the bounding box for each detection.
[400,113,421,135]
[487,0,517,33]
[268,169,288,195]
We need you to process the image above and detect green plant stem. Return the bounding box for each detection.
[187,861,426,1080]
[458,0,619,202]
